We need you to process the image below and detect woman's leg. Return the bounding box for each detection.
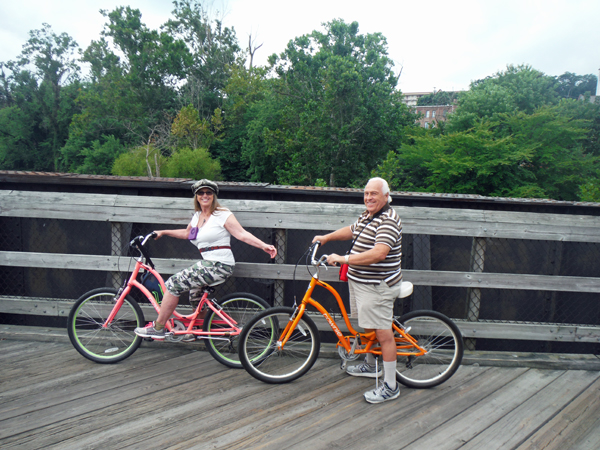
[156,291,180,327]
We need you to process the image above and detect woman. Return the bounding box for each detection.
[135,179,277,340]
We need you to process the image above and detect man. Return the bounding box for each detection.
[313,177,402,404]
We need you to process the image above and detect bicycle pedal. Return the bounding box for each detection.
[340,360,347,370]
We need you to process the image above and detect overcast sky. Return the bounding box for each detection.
[1,0,599,93]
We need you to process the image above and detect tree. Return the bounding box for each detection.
[554,72,598,99]
[62,2,241,176]
[242,19,417,187]
[163,0,242,117]
[163,147,221,179]
[0,25,81,171]
[76,135,126,175]
[215,65,270,181]
[171,104,223,150]
[417,90,460,106]
[111,144,167,177]
[376,106,597,201]
[448,65,559,133]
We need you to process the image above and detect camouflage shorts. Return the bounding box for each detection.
[165,260,234,298]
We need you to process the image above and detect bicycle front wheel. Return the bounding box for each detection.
[239,307,321,384]
[67,288,145,364]
[202,292,270,368]
[395,310,463,388]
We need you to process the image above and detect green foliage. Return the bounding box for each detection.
[2,6,600,203]
[448,65,559,133]
[554,72,598,99]
[111,145,167,177]
[171,104,223,150]
[163,0,242,117]
[579,181,600,202]
[214,66,270,181]
[377,106,598,201]
[241,19,417,187]
[417,91,460,106]
[0,24,81,171]
[163,147,221,179]
[76,135,125,174]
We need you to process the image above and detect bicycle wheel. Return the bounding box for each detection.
[239,306,321,384]
[67,288,145,364]
[202,292,270,368]
[395,310,463,388]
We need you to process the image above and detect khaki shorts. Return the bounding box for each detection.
[348,279,401,330]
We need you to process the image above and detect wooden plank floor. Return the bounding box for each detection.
[1,338,600,450]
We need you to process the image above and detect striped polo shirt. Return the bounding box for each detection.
[348,204,402,286]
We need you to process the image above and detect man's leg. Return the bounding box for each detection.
[376,328,397,389]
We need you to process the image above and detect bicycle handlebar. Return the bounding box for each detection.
[129,232,157,267]
[310,241,329,267]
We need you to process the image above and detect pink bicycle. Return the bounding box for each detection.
[67,232,269,368]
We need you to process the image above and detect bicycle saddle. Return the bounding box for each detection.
[399,281,413,299]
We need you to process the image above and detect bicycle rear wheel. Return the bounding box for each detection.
[67,288,144,363]
[202,292,270,368]
[395,310,463,388]
[239,307,321,384]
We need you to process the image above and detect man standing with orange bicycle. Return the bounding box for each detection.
[313,177,402,404]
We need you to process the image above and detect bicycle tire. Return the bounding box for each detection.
[67,287,145,364]
[239,306,321,384]
[202,292,270,368]
[394,310,463,388]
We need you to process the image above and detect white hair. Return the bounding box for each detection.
[367,177,392,204]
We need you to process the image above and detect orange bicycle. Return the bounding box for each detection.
[238,242,464,388]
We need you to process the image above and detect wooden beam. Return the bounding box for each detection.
[3,297,599,344]
[2,251,600,293]
[3,190,600,241]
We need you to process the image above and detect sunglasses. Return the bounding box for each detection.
[196,190,214,197]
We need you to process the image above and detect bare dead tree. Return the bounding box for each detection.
[248,33,263,69]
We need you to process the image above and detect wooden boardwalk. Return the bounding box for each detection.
[1,336,600,450]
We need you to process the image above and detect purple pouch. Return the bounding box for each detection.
[188,226,198,240]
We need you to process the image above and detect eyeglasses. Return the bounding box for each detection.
[196,190,214,197]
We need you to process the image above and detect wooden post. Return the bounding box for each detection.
[273,229,287,306]
[544,240,563,351]
[108,223,132,289]
[465,237,487,350]
[413,234,432,310]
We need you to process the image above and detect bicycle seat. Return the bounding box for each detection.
[399,281,413,299]
[191,279,227,295]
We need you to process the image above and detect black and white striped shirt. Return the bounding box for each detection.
[348,205,402,286]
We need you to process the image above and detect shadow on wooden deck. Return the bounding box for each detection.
[1,328,600,450]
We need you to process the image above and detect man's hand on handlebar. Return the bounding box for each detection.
[312,235,326,245]
[326,253,345,267]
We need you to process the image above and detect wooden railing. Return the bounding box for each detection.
[2,189,600,347]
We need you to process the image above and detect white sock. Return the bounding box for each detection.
[383,360,397,389]
[365,353,376,366]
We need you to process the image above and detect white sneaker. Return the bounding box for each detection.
[364,382,400,404]
[346,361,382,378]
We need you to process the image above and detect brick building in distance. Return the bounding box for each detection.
[402,90,460,128]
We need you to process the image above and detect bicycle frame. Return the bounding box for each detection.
[103,234,242,340]
[279,247,427,358]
